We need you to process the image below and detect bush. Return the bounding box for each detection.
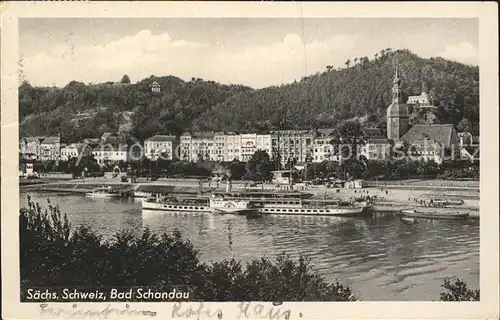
[440,278,479,301]
[20,197,356,301]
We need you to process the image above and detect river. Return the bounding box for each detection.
[20,191,479,301]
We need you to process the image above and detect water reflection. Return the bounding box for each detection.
[20,192,479,301]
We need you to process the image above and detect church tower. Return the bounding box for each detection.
[386,67,409,140]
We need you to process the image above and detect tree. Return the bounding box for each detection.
[345,59,351,68]
[329,120,365,160]
[244,150,273,182]
[456,118,472,133]
[229,160,246,180]
[120,75,131,84]
[440,278,479,301]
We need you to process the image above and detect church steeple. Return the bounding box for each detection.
[392,66,402,103]
[386,63,409,141]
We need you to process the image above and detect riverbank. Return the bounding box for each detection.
[20,178,480,218]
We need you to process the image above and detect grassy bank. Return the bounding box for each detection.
[20,198,479,302]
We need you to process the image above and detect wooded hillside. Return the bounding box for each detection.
[19,48,479,142]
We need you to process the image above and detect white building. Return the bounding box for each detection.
[359,138,392,161]
[144,135,179,160]
[256,134,273,158]
[224,132,241,161]
[180,133,192,161]
[60,143,91,161]
[240,133,257,162]
[19,137,43,159]
[312,137,334,162]
[40,136,61,161]
[92,143,129,166]
[271,130,314,165]
[406,83,437,110]
[214,132,226,162]
[150,81,161,93]
[180,132,216,162]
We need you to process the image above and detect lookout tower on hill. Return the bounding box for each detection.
[386,67,409,141]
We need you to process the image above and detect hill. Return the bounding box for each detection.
[19,48,479,142]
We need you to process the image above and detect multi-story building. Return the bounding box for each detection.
[240,133,257,162]
[224,132,241,162]
[256,134,273,158]
[358,128,392,161]
[180,133,192,161]
[271,130,314,165]
[60,143,92,161]
[144,135,179,160]
[312,136,334,162]
[359,138,392,161]
[19,137,43,160]
[406,82,437,110]
[214,132,226,162]
[92,143,129,166]
[181,132,216,162]
[40,136,61,161]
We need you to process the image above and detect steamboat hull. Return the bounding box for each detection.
[211,208,256,215]
[141,200,210,213]
[257,206,363,216]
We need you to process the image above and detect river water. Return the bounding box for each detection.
[20,191,479,301]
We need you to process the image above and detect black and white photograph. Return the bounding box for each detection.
[2,2,499,319]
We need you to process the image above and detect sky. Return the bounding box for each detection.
[19,18,479,89]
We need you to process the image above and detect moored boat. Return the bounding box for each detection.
[401,208,469,220]
[433,199,465,206]
[85,186,122,198]
[257,204,364,216]
[141,196,210,212]
[209,197,258,215]
[400,216,418,223]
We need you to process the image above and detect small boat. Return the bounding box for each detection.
[209,197,257,215]
[401,208,469,220]
[433,199,465,206]
[400,216,418,223]
[85,186,122,198]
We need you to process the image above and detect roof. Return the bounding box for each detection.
[366,138,391,144]
[21,137,41,143]
[316,128,335,136]
[41,136,60,144]
[101,132,119,139]
[361,128,385,138]
[400,124,457,148]
[192,131,215,139]
[386,102,409,118]
[92,144,128,152]
[146,135,178,142]
[63,143,87,150]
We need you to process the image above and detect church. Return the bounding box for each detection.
[386,67,460,164]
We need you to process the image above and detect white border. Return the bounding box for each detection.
[1,2,498,319]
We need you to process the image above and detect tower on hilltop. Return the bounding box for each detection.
[386,66,409,141]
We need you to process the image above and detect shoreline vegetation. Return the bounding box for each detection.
[20,197,479,302]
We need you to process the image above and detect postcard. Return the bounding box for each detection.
[1,1,498,319]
